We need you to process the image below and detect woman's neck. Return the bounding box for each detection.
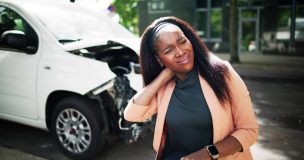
[175,73,187,80]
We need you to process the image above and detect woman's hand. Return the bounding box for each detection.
[181,136,243,160]
[180,148,211,160]
[132,68,174,106]
[159,68,174,85]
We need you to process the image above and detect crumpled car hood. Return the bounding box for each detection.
[62,37,140,54]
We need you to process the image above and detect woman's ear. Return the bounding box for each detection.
[154,55,164,67]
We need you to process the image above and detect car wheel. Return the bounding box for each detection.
[51,96,106,160]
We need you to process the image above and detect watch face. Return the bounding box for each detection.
[208,145,219,155]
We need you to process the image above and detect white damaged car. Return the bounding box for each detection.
[0,0,152,159]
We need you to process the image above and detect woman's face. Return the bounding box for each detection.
[154,24,194,80]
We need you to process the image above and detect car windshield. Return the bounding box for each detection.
[26,2,135,44]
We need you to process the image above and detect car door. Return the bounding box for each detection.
[0,5,39,119]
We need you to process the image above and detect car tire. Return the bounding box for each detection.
[51,96,106,160]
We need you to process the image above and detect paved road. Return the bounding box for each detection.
[0,120,155,160]
[247,79,304,160]
[0,79,304,160]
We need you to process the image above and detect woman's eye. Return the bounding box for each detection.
[179,39,187,44]
[163,49,172,54]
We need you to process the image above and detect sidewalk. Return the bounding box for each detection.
[0,146,46,160]
[217,53,304,160]
[216,53,304,81]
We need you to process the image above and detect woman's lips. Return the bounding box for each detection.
[176,55,190,64]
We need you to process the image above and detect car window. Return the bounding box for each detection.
[0,6,38,54]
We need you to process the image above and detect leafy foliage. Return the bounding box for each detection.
[113,0,139,35]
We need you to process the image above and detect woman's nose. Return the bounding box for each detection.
[174,47,184,57]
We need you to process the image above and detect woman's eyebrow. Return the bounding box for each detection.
[159,45,172,53]
[177,36,185,41]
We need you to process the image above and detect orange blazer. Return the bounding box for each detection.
[124,61,259,160]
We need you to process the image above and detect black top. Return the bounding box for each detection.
[161,69,213,160]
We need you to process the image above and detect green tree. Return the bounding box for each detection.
[113,0,139,35]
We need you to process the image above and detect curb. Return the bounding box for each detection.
[232,64,304,82]
[216,53,304,82]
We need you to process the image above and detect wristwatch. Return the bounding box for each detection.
[206,145,219,159]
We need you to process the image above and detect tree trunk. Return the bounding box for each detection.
[229,0,239,63]
[289,0,296,53]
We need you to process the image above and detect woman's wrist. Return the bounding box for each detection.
[201,148,212,160]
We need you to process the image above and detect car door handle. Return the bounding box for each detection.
[44,66,51,70]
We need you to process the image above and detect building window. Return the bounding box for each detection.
[195,0,222,42]
[195,8,207,37]
[211,9,222,38]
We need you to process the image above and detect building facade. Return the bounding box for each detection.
[138,0,304,55]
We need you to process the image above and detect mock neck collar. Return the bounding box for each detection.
[175,69,198,89]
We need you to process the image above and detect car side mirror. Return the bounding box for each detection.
[0,30,31,53]
[131,63,141,74]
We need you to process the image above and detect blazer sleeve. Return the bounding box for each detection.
[225,61,259,151]
[123,91,158,122]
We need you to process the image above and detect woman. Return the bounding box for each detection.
[124,16,258,160]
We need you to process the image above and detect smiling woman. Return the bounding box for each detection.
[124,16,259,160]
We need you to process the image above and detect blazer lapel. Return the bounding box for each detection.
[158,81,175,119]
[154,81,175,151]
[198,75,222,143]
